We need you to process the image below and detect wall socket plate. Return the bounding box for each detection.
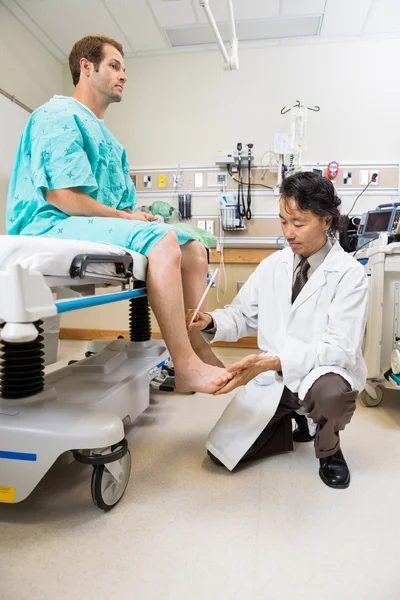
[143,175,152,189]
[370,170,379,185]
[173,174,182,188]
[206,220,214,234]
[197,220,205,230]
[343,171,352,185]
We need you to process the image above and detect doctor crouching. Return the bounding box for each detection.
[186,172,368,489]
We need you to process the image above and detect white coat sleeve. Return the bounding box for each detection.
[278,266,368,386]
[201,266,260,343]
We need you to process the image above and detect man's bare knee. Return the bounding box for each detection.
[148,230,180,263]
[182,241,208,271]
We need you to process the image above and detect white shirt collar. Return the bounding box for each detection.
[294,238,332,273]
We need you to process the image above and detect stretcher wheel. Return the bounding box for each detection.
[360,386,383,407]
[91,448,131,511]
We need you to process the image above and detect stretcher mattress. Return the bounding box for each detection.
[0,235,147,281]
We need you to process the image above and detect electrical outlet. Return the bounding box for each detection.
[158,175,167,188]
[206,220,214,235]
[359,170,369,186]
[143,175,152,189]
[343,171,352,185]
[370,170,379,185]
[197,220,205,230]
[173,174,182,188]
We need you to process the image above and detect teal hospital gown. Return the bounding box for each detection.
[6,95,196,255]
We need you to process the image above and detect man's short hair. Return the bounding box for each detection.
[280,172,344,236]
[69,34,124,87]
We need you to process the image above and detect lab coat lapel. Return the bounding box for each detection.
[291,266,327,310]
[280,248,294,286]
[291,241,344,311]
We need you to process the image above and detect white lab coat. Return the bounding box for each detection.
[204,241,368,471]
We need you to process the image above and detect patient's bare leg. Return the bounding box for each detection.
[146,231,231,393]
[180,240,224,368]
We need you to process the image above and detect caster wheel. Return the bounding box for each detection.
[361,386,383,407]
[68,360,79,365]
[91,448,131,511]
[85,351,96,358]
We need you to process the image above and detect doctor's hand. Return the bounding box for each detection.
[120,211,159,222]
[185,310,213,333]
[212,354,281,396]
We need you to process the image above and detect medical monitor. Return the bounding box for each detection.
[364,210,392,233]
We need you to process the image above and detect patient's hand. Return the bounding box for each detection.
[121,211,159,222]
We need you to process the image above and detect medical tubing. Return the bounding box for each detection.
[246,145,252,220]
[129,282,152,342]
[227,165,273,190]
[0,321,45,399]
[353,235,379,258]
[346,175,378,217]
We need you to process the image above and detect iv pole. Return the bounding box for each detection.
[198,0,239,70]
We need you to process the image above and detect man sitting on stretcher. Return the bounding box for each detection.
[6,34,233,395]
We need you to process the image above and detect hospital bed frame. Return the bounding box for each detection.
[0,251,171,511]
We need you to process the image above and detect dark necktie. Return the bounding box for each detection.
[292,258,310,303]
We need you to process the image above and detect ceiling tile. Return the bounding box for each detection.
[105,0,168,52]
[166,15,321,46]
[11,0,134,55]
[148,0,197,28]
[363,0,400,34]
[321,0,373,36]
[194,0,280,23]
[280,0,326,16]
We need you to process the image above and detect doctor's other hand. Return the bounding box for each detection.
[120,211,159,222]
[185,309,213,333]
[212,354,280,396]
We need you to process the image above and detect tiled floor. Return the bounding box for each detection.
[1,341,400,600]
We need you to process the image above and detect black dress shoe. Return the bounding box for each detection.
[292,414,315,443]
[319,449,350,489]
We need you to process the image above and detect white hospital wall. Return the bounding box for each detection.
[0,4,63,233]
[64,37,400,167]
[61,36,400,332]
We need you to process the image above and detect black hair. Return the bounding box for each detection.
[279,172,345,238]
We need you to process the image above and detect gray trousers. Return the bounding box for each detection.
[239,373,358,464]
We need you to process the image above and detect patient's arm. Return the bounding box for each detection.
[46,188,156,221]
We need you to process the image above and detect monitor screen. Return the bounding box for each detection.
[364,210,392,233]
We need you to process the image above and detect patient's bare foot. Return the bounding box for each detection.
[195,346,225,368]
[188,331,225,368]
[175,359,234,394]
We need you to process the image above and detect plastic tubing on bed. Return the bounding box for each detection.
[55,288,147,314]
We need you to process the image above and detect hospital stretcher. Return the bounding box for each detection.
[0,235,171,510]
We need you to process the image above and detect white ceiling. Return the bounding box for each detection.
[1,0,399,63]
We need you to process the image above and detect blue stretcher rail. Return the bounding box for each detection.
[55,288,147,314]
